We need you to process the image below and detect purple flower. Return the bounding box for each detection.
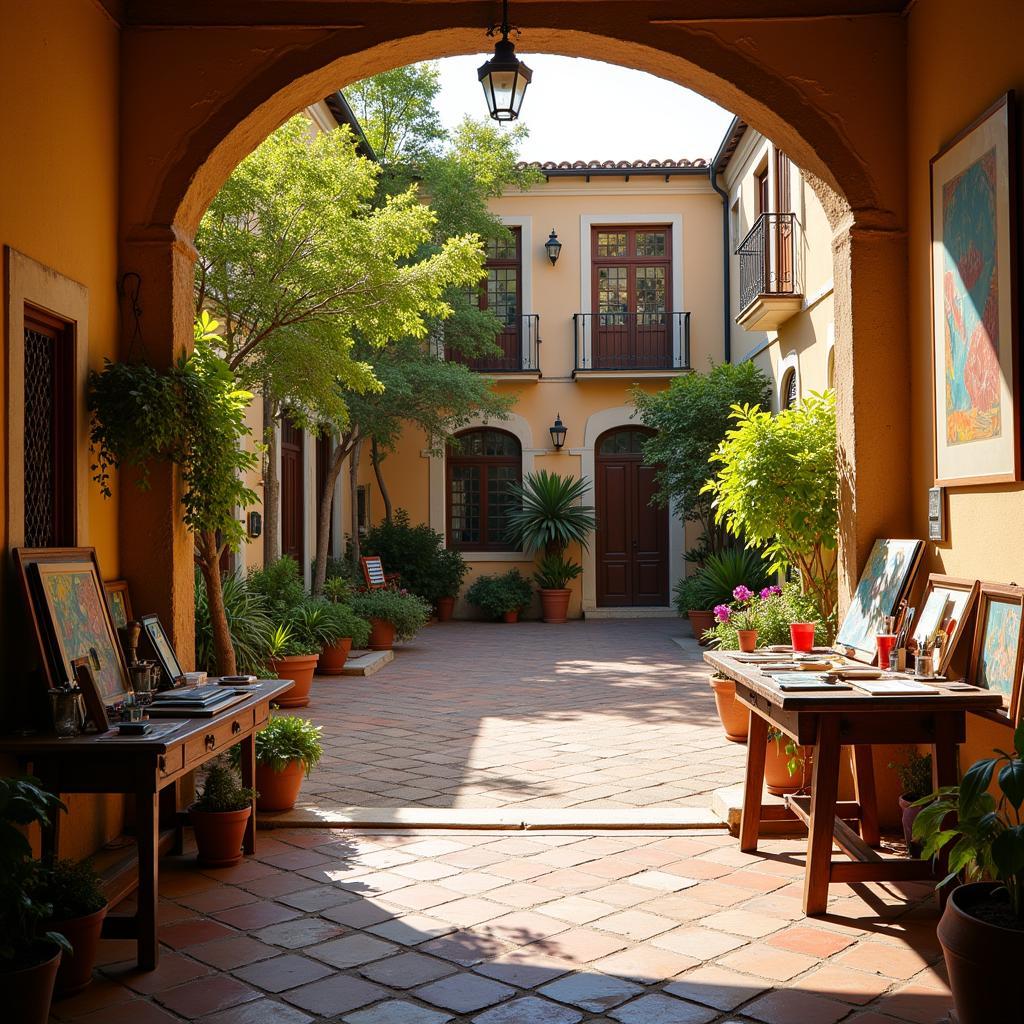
[759,587,774,600]
[769,584,782,596]
[713,604,731,623]
[732,585,754,602]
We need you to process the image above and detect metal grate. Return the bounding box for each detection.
[23,326,56,547]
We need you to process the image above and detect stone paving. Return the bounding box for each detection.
[296,620,743,812]
[52,827,953,1024]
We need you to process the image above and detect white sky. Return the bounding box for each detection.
[435,55,734,164]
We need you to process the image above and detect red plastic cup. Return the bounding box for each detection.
[789,622,816,653]
[876,633,898,669]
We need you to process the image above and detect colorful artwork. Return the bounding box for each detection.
[836,539,923,660]
[106,588,130,630]
[142,615,184,686]
[977,599,1022,701]
[914,584,973,651]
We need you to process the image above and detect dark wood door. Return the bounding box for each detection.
[280,418,304,564]
[595,428,668,606]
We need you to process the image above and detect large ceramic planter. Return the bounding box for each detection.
[938,881,1024,1024]
[317,638,352,675]
[256,759,305,812]
[436,597,455,622]
[737,629,759,653]
[540,588,571,624]
[368,618,396,650]
[687,610,715,645]
[709,676,748,743]
[764,737,810,795]
[898,794,924,855]
[52,903,108,995]
[502,609,520,623]
[268,653,318,707]
[190,806,252,867]
[5,943,61,1024]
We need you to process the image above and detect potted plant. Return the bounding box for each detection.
[317,603,371,674]
[0,777,71,1024]
[189,758,257,867]
[765,728,810,795]
[250,714,324,812]
[349,588,431,650]
[709,674,749,743]
[40,859,107,996]
[504,470,596,625]
[466,569,534,622]
[265,624,320,707]
[688,549,772,645]
[914,730,1024,1024]
[889,747,933,854]
[434,548,469,622]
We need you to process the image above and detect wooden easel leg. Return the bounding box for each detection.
[240,732,257,856]
[739,710,769,853]
[136,781,160,970]
[803,715,842,916]
[851,745,880,847]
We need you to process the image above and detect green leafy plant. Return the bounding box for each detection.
[247,557,307,621]
[193,758,256,813]
[890,748,933,802]
[690,548,772,609]
[672,574,705,617]
[767,728,806,778]
[349,589,431,642]
[466,570,534,619]
[286,600,337,648]
[504,470,597,557]
[266,624,320,659]
[322,602,371,649]
[913,728,1024,918]
[323,575,356,604]
[705,582,829,649]
[194,570,274,677]
[434,547,470,601]
[252,715,324,776]
[39,858,106,922]
[533,553,583,591]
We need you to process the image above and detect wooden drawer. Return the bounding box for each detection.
[158,746,184,778]
[183,707,257,768]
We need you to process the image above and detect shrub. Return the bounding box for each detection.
[266,624,320,659]
[40,858,106,921]
[466,570,534,619]
[195,570,274,676]
[690,548,772,609]
[193,758,256,813]
[286,600,337,648]
[323,602,371,648]
[362,510,459,603]
[504,471,596,555]
[705,582,828,649]
[533,553,583,590]
[252,715,323,776]
[889,748,933,801]
[672,574,704,616]
[323,576,356,604]
[434,547,470,600]
[247,556,306,619]
[350,589,431,642]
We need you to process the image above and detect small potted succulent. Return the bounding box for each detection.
[433,548,469,622]
[265,623,320,707]
[349,588,431,650]
[889,747,933,854]
[466,569,534,622]
[41,859,108,996]
[250,714,324,812]
[914,729,1024,1024]
[189,758,257,868]
[765,728,810,795]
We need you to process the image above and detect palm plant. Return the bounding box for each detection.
[194,570,274,677]
[504,470,597,556]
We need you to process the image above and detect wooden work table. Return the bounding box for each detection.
[0,679,292,969]
[704,650,1004,915]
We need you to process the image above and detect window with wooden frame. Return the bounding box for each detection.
[447,428,522,551]
[462,228,522,371]
[781,368,798,410]
[23,305,76,547]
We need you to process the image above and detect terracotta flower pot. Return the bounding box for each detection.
[5,943,61,1024]
[502,609,520,623]
[938,881,1024,1024]
[898,793,924,855]
[737,629,759,653]
[436,596,455,622]
[709,676,748,743]
[540,588,571,624]
[256,759,306,812]
[368,618,396,650]
[317,637,352,675]
[267,653,318,707]
[687,609,716,645]
[190,805,252,867]
[764,736,811,795]
[52,903,108,995]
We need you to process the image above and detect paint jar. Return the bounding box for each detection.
[789,622,816,653]
[916,651,935,679]
[876,633,898,670]
[49,686,83,738]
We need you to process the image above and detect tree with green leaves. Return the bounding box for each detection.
[632,361,772,560]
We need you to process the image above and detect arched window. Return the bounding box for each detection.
[447,429,522,551]
[781,368,798,410]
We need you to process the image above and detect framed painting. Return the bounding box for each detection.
[140,614,185,689]
[911,574,979,675]
[103,579,133,630]
[835,539,924,662]
[931,92,1019,486]
[968,583,1024,720]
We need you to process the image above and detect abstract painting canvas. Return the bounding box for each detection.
[970,584,1024,719]
[931,93,1019,485]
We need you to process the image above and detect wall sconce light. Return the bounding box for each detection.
[549,414,567,450]
[544,229,562,266]
[478,0,532,122]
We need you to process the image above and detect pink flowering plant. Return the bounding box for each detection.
[708,582,823,651]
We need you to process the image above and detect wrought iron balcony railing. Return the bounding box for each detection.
[449,313,540,373]
[573,311,690,372]
[736,212,798,313]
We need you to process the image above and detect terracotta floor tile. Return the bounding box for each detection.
[414,972,516,1013]
[651,927,748,960]
[473,948,574,988]
[282,974,389,1016]
[594,909,677,940]
[232,952,333,992]
[700,909,787,939]
[767,925,857,958]
[212,902,300,930]
[835,940,934,979]
[791,964,894,1004]
[542,896,618,924]
[61,1002,182,1024]
[177,887,259,914]
[386,882,461,911]
[156,975,261,1019]
[418,929,514,966]
[253,917,344,949]
[474,910,571,944]
[431,897,511,928]
[111,951,214,995]
[359,950,458,988]
[719,943,818,982]
[538,926,629,963]
[195,998,315,1024]
[743,988,853,1024]
[874,980,955,1024]
[664,964,770,1010]
[307,932,399,968]
[608,992,718,1023]
[188,934,279,970]
[593,945,700,983]
[160,919,238,950]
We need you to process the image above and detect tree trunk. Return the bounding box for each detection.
[263,393,281,565]
[350,437,364,565]
[197,529,237,676]
[371,438,393,525]
[311,435,353,597]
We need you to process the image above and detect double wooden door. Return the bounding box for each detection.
[595,428,668,606]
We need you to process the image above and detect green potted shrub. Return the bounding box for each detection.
[505,471,596,624]
[318,603,371,674]
[914,730,1024,1024]
[349,588,431,650]
[0,777,71,1024]
[889,747,933,854]
[195,570,274,678]
[250,714,324,812]
[40,859,107,996]
[264,623,320,708]
[433,548,469,622]
[466,569,534,622]
[189,758,257,868]
[688,548,772,645]
[246,556,307,620]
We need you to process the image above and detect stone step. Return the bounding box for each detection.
[584,607,679,620]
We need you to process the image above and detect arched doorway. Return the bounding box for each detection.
[595,426,668,607]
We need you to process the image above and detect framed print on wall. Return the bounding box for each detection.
[931,92,1019,486]
[103,579,133,630]
[968,583,1024,721]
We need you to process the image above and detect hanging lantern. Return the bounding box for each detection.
[549,415,568,450]
[544,229,562,266]
[478,0,532,122]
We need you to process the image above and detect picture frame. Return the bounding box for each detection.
[930,92,1020,486]
[72,656,111,733]
[103,579,134,630]
[911,574,979,675]
[968,582,1024,720]
[139,613,186,689]
[834,539,924,663]
[14,547,133,706]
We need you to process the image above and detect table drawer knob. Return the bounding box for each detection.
[204,733,216,750]
[231,721,241,735]
[158,756,166,772]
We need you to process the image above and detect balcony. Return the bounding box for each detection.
[735,212,803,331]
[572,311,691,377]
[448,313,540,377]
